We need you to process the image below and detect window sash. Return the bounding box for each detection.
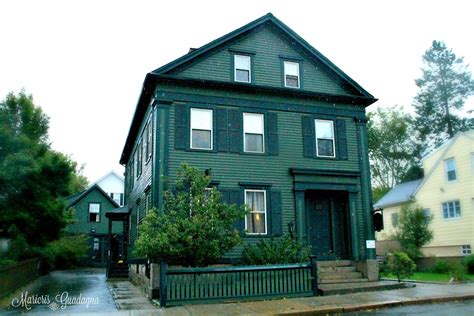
[315,119,335,157]
[190,108,213,150]
[244,189,267,235]
[391,213,399,227]
[89,203,100,213]
[243,113,264,153]
[445,158,456,181]
[234,55,251,83]
[284,61,300,88]
[461,245,471,255]
[442,201,461,219]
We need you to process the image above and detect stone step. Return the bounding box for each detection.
[319,281,415,296]
[319,266,357,273]
[320,271,363,279]
[317,260,352,268]
[320,278,369,284]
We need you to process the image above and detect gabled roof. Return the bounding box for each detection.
[119,13,377,165]
[153,13,374,98]
[67,184,119,209]
[373,179,423,208]
[93,170,124,184]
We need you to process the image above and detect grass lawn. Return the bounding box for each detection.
[381,272,474,282]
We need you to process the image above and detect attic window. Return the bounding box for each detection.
[89,203,100,222]
[284,61,300,88]
[234,55,251,83]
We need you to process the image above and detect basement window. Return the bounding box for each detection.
[461,245,471,256]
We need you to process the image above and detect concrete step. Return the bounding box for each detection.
[320,271,363,279]
[320,278,369,284]
[317,260,352,268]
[319,266,357,273]
[319,281,415,296]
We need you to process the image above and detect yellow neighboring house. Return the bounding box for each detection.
[375,130,474,258]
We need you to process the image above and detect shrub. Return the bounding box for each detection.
[433,259,450,273]
[462,254,474,274]
[240,234,311,265]
[0,257,17,269]
[134,163,247,267]
[41,234,89,270]
[386,251,417,282]
[447,261,467,281]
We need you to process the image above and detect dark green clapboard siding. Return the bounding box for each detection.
[167,101,363,258]
[172,25,350,96]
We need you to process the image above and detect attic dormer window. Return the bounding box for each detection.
[284,61,300,88]
[234,55,251,83]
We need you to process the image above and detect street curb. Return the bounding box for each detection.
[274,294,474,315]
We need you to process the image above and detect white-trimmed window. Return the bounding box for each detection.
[461,245,472,256]
[190,108,213,150]
[243,113,264,153]
[244,189,267,235]
[442,200,461,219]
[234,55,251,83]
[470,153,474,171]
[391,213,399,228]
[284,61,300,88]
[89,203,100,222]
[422,208,432,220]
[93,238,100,251]
[315,119,335,157]
[146,118,153,162]
[444,158,457,181]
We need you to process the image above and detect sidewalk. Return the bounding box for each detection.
[58,281,474,315]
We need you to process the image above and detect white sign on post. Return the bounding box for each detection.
[366,240,376,249]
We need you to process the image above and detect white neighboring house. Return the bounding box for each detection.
[94,171,125,206]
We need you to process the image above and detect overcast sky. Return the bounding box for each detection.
[1,0,473,183]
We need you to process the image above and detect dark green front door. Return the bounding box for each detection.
[305,190,351,260]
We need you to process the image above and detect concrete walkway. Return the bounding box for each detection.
[101,281,473,315]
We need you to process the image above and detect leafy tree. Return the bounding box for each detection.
[0,91,87,248]
[368,106,420,191]
[414,40,474,150]
[394,204,433,259]
[386,251,417,282]
[134,163,247,267]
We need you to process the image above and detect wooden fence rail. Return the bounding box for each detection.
[0,258,41,298]
[159,257,318,307]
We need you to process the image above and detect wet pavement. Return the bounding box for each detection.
[344,300,474,315]
[2,268,118,314]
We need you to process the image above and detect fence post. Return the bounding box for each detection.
[159,261,168,307]
[310,255,319,296]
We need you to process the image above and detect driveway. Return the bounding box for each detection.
[3,268,118,314]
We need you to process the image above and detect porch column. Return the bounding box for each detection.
[349,192,360,260]
[294,190,305,241]
[107,218,112,276]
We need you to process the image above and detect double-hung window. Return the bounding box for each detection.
[391,213,399,228]
[89,203,100,222]
[234,55,251,83]
[442,200,461,219]
[190,108,213,150]
[243,113,264,153]
[244,189,267,235]
[444,158,457,181]
[315,119,335,157]
[284,61,300,88]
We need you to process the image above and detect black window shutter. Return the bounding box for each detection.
[217,108,228,152]
[218,189,229,204]
[228,109,242,153]
[270,190,282,236]
[174,105,187,150]
[229,189,244,231]
[336,119,348,160]
[302,116,314,158]
[267,112,279,155]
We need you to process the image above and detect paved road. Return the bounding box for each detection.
[2,268,118,314]
[344,299,474,315]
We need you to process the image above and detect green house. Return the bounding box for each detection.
[66,184,123,266]
[121,13,377,270]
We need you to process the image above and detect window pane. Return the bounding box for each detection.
[89,203,100,213]
[317,138,334,157]
[244,113,264,134]
[285,75,299,87]
[192,129,211,149]
[284,61,299,76]
[191,108,212,130]
[246,213,266,234]
[245,134,263,152]
[235,55,250,70]
[316,120,334,139]
[447,170,456,181]
[236,69,249,82]
[245,190,266,234]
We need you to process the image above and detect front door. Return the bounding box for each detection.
[305,190,351,260]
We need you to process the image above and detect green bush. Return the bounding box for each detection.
[0,257,17,268]
[462,254,474,274]
[448,261,467,281]
[386,251,417,282]
[433,259,450,273]
[40,234,89,270]
[240,234,311,265]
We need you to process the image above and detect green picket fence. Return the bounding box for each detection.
[159,260,318,307]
